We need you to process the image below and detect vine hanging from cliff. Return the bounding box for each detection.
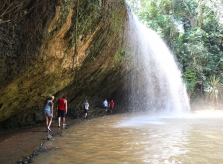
[72,0,79,72]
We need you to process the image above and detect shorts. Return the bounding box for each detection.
[58,110,66,118]
[84,109,88,114]
[44,110,52,117]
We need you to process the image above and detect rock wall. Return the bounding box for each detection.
[0,0,129,129]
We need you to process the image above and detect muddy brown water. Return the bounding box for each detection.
[27,111,223,164]
[0,118,81,164]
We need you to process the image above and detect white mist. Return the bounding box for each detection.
[123,8,190,115]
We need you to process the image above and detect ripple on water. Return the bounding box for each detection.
[31,112,223,164]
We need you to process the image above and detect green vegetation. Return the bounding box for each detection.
[114,48,126,62]
[127,0,223,100]
[204,74,223,102]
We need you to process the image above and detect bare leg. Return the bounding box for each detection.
[62,117,66,126]
[58,117,61,127]
[45,115,49,129]
[48,116,52,130]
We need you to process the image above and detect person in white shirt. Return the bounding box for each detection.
[84,100,89,119]
[103,99,108,112]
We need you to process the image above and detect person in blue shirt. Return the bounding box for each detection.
[44,96,54,132]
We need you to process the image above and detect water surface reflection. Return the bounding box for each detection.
[33,111,223,164]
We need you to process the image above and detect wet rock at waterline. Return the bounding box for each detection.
[0,0,128,129]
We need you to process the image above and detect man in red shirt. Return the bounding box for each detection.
[110,100,115,114]
[57,96,67,128]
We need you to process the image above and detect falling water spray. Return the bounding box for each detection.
[123,7,190,114]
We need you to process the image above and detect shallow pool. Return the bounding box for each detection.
[32,111,223,164]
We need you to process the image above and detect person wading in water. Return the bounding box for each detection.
[57,96,67,128]
[44,96,54,132]
[83,100,89,119]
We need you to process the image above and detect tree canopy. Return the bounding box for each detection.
[127,0,223,100]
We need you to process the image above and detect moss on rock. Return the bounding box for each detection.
[0,0,129,129]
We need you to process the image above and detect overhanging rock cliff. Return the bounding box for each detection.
[0,0,131,129]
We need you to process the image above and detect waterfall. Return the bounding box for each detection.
[123,9,190,114]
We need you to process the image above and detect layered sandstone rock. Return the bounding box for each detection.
[0,0,129,129]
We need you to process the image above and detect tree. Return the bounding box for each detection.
[204,74,223,104]
[0,0,30,24]
[127,0,223,98]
